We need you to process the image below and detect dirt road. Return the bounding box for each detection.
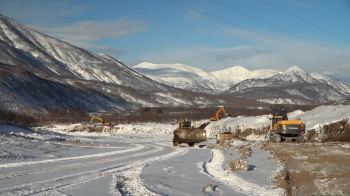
[261,142,350,196]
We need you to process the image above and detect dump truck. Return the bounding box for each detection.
[268,108,306,143]
[173,120,208,147]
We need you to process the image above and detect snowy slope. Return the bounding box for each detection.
[1,14,229,113]
[311,72,350,94]
[133,62,224,93]
[210,65,251,85]
[210,65,279,87]
[0,14,161,89]
[226,66,350,105]
[134,62,350,105]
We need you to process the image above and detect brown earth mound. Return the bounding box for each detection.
[261,142,350,195]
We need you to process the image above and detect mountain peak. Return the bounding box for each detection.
[211,65,250,77]
[284,66,305,74]
[227,65,250,74]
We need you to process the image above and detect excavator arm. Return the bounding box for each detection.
[90,116,110,126]
[210,107,228,121]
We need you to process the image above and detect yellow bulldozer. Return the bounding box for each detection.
[173,119,208,147]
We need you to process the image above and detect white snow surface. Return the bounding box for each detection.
[210,65,279,85]
[1,104,349,195]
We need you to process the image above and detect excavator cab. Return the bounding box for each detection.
[180,120,193,128]
[269,108,305,143]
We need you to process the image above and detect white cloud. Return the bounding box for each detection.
[29,19,147,45]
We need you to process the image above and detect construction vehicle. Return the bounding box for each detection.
[210,106,229,121]
[173,119,208,147]
[90,116,110,126]
[268,108,306,143]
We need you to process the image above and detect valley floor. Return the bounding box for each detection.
[0,124,349,195]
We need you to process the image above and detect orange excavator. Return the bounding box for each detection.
[210,106,229,121]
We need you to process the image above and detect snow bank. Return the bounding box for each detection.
[205,116,270,138]
[114,123,177,135]
[298,105,350,130]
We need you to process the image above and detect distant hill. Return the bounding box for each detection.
[134,63,350,105]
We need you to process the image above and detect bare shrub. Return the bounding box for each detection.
[0,109,38,129]
[229,159,249,171]
[37,108,89,125]
[321,118,350,142]
[202,183,215,192]
[238,146,252,159]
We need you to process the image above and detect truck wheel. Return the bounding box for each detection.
[188,143,195,147]
[268,133,274,143]
[275,134,282,143]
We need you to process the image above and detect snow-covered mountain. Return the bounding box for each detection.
[134,62,350,105]
[226,66,350,105]
[1,13,349,113]
[0,14,160,90]
[0,14,225,113]
[134,64,280,92]
[210,65,279,88]
[133,62,224,93]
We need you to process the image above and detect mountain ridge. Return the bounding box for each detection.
[1,13,350,113]
[134,62,350,105]
[0,13,230,113]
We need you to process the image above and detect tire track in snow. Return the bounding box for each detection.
[0,144,143,169]
[110,143,189,196]
[0,143,187,196]
[0,143,155,195]
[0,144,146,180]
[206,149,284,196]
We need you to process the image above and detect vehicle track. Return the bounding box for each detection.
[0,140,187,195]
[205,149,283,196]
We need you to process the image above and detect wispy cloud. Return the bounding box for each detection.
[27,19,147,59]
[30,19,147,44]
[93,45,127,56]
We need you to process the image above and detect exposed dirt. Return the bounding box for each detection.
[261,142,350,196]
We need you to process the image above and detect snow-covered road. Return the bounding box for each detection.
[2,104,350,195]
[0,134,183,195]
[0,125,284,195]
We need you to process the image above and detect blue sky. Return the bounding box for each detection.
[1,0,350,82]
